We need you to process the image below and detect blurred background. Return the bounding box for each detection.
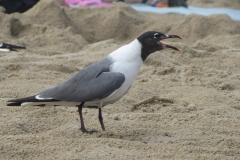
[0,0,240,160]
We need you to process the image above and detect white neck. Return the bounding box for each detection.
[108,39,143,64]
[107,39,144,90]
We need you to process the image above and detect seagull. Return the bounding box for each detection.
[0,42,26,52]
[7,31,181,133]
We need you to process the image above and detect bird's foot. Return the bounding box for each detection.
[80,128,98,134]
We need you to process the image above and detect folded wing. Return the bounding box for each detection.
[8,58,125,105]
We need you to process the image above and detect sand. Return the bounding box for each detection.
[0,0,240,159]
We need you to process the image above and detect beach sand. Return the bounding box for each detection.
[0,0,240,159]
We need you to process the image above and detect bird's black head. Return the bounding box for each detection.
[137,31,181,61]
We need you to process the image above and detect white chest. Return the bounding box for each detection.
[109,39,143,89]
[101,39,143,103]
[110,61,141,88]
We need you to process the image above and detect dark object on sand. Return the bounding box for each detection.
[0,0,39,14]
[169,0,188,8]
[0,42,26,52]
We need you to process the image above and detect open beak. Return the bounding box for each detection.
[158,34,182,51]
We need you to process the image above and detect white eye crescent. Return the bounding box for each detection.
[153,33,159,39]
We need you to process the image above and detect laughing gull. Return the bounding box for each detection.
[7,31,181,133]
[0,42,26,52]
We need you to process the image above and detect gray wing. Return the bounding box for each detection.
[37,58,125,102]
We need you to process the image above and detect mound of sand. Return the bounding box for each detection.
[0,1,240,159]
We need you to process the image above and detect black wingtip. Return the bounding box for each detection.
[7,99,19,103]
[7,102,22,106]
[7,96,60,104]
[1,42,26,51]
[7,96,37,103]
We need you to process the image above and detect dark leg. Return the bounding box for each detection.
[78,102,97,134]
[98,108,105,131]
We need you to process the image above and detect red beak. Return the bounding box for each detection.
[158,34,182,51]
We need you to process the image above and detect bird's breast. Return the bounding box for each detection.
[110,61,142,86]
[99,61,142,104]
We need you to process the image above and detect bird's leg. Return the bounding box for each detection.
[98,108,105,131]
[78,102,97,134]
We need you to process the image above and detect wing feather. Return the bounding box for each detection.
[37,58,125,102]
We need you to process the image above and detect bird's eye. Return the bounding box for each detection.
[153,33,159,39]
